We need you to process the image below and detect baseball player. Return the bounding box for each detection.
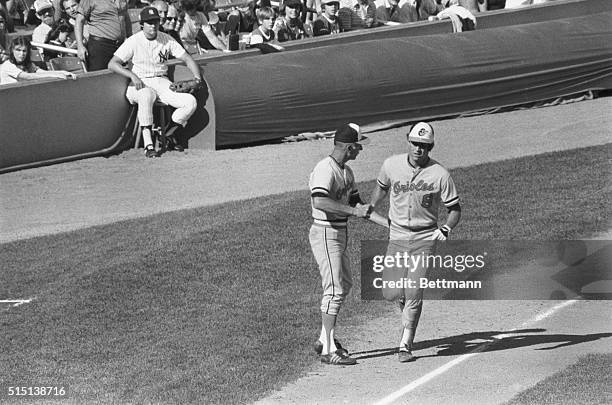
[309,123,372,365]
[108,6,202,157]
[369,122,461,362]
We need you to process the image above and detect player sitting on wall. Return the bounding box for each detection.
[108,6,203,158]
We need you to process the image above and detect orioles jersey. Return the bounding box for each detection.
[377,154,459,231]
[309,156,360,227]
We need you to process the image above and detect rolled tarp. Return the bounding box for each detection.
[200,10,612,146]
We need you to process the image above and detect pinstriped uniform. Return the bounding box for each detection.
[308,156,359,315]
[115,31,197,127]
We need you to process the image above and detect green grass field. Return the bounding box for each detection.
[505,353,612,405]
[1,144,610,404]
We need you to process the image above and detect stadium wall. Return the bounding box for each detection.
[0,0,610,173]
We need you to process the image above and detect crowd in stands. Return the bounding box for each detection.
[1,0,565,85]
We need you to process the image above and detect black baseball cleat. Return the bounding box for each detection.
[168,135,184,152]
[145,147,158,158]
[320,349,357,366]
[314,339,349,356]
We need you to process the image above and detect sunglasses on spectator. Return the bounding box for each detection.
[166,17,177,21]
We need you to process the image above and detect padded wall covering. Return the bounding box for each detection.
[203,11,612,146]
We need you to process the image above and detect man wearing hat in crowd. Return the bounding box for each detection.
[368,121,462,363]
[31,0,56,57]
[108,6,203,157]
[75,0,132,71]
[273,0,312,42]
[308,123,380,365]
[313,0,343,36]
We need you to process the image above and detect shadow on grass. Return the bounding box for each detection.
[352,329,612,360]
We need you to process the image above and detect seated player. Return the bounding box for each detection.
[107,7,203,157]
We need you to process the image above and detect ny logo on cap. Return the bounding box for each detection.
[418,128,429,137]
[149,9,155,14]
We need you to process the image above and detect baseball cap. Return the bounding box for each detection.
[284,0,302,8]
[140,6,161,23]
[322,0,340,4]
[335,123,369,145]
[34,0,53,14]
[407,122,434,144]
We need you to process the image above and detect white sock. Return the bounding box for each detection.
[142,127,153,149]
[319,327,338,355]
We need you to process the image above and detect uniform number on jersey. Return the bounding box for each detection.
[421,193,434,208]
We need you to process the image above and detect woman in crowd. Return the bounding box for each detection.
[0,36,76,84]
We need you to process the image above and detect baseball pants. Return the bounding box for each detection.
[126,76,198,128]
[309,224,352,316]
[383,225,436,329]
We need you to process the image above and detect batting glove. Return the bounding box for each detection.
[431,225,451,240]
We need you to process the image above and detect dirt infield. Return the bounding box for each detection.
[0,97,611,243]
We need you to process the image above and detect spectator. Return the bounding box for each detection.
[417,0,444,20]
[0,45,8,63]
[304,0,322,25]
[0,8,8,51]
[249,6,277,45]
[62,0,88,45]
[178,0,226,54]
[313,0,342,36]
[152,0,169,25]
[437,0,485,13]
[107,7,202,157]
[430,4,476,31]
[373,0,442,23]
[374,0,402,24]
[1,36,76,84]
[338,0,377,30]
[273,0,312,42]
[44,20,73,58]
[75,0,132,71]
[222,0,257,36]
[32,0,56,57]
[155,1,183,45]
[1,0,16,32]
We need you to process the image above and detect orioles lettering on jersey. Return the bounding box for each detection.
[392,180,435,194]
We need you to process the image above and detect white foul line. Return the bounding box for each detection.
[373,299,580,405]
[0,298,34,307]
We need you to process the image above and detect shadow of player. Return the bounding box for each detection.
[352,329,612,360]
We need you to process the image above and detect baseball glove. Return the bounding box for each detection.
[170,78,204,93]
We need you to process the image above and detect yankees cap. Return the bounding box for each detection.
[335,123,369,145]
[407,122,434,144]
[140,6,161,22]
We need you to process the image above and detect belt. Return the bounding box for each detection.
[391,223,437,233]
[88,35,122,45]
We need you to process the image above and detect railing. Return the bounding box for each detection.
[30,41,79,56]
